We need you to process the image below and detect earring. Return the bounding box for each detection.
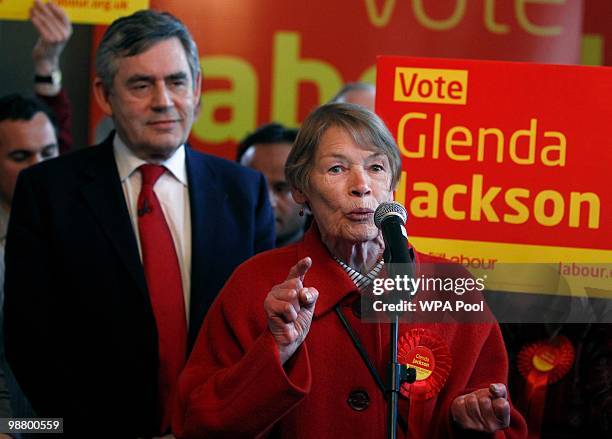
[299,206,305,217]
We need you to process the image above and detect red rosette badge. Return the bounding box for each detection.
[518,335,575,386]
[517,335,575,437]
[398,328,452,401]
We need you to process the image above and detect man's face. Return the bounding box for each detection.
[0,112,58,208]
[241,142,306,245]
[94,37,201,162]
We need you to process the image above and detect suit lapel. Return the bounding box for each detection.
[79,138,148,298]
[186,147,226,347]
[79,143,226,344]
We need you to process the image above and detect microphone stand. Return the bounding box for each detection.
[374,204,418,439]
[382,233,416,439]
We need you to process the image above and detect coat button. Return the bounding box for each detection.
[347,390,370,411]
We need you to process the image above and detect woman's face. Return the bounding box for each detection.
[294,126,393,244]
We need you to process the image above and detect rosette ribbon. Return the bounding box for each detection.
[517,336,575,439]
[398,328,451,438]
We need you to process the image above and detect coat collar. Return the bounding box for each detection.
[79,135,227,348]
[79,134,149,298]
[78,135,224,314]
[296,223,424,318]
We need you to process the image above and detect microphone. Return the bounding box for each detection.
[374,201,412,264]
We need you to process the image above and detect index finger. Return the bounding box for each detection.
[285,257,312,282]
[489,383,507,400]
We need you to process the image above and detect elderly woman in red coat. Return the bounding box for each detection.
[173,103,527,438]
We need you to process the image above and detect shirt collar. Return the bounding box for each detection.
[113,133,188,186]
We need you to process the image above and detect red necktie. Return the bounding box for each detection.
[137,164,187,432]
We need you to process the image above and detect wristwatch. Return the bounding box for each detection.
[34,70,62,87]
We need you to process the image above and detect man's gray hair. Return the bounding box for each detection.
[95,10,200,91]
[285,103,402,193]
[330,82,376,103]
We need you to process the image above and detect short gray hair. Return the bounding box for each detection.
[286,103,401,193]
[330,82,376,103]
[95,10,200,91]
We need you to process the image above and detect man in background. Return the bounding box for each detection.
[0,95,58,438]
[238,123,307,247]
[0,2,72,432]
[0,96,58,246]
[4,10,274,438]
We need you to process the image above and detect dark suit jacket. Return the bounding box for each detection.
[3,136,274,437]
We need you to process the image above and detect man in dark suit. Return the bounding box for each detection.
[3,10,274,438]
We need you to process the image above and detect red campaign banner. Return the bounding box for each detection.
[375,55,612,263]
[89,0,583,160]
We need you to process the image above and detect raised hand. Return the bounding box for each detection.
[451,383,511,433]
[264,257,319,365]
[30,0,73,75]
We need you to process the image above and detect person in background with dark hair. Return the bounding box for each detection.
[3,10,274,438]
[0,94,58,439]
[238,123,308,247]
[0,95,59,243]
[331,82,376,112]
[0,3,72,434]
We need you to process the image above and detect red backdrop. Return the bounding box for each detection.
[90,0,588,160]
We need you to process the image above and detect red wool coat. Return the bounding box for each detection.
[174,226,527,438]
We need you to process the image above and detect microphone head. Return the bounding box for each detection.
[374,201,408,228]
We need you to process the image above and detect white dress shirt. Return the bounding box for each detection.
[0,204,10,247]
[113,135,192,324]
